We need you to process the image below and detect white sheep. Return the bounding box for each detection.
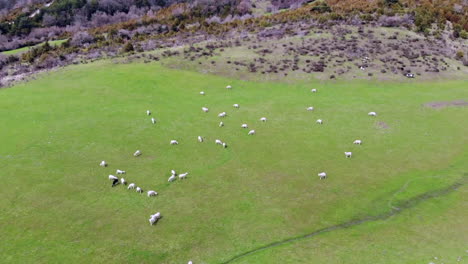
[188,261,193,264]
[345,152,352,158]
[149,217,157,225]
[146,110,151,116]
[168,175,176,182]
[150,212,161,219]
[353,139,362,145]
[147,190,157,197]
[171,170,176,175]
[127,183,136,189]
[202,107,209,113]
[198,136,203,142]
[149,212,161,225]
[134,150,142,157]
[151,117,156,124]
[99,160,107,167]
[241,124,248,128]
[368,112,377,116]
[120,178,127,185]
[200,91,205,95]
[222,142,228,148]
[109,175,119,187]
[170,140,179,145]
[307,106,314,111]
[248,130,255,135]
[318,172,327,179]
[219,121,224,127]
[136,187,143,193]
[226,85,232,89]
[218,112,227,118]
[260,117,267,122]
[215,139,223,145]
[316,119,323,124]
[233,104,239,108]
[311,88,317,93]
[116,169,126,174]
[179,172,188,179]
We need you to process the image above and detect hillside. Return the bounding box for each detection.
[0,0,467,87]
[0,1,467,264]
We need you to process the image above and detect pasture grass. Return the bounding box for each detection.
[0,60,467,263]
[1,39,67,55]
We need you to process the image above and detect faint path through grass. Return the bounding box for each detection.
[221,175,467,264]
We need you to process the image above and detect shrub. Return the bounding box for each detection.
[70,31,94,46]
[122,42,134,53]
[456,51,464,59]
[460,30,468,39]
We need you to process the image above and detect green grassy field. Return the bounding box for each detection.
[1,39,67,55]
[0,60,467,263]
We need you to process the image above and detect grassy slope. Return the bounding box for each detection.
[161,27,468,82]
[1,39,67,55]
[0,60,467,263]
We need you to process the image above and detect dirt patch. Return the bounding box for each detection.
[423,100,468,109]
[376,121,390,129]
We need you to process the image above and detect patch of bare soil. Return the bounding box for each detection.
[376,121,390,129]
[423,100,468,109]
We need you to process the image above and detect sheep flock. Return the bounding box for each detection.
[98,83,380,264]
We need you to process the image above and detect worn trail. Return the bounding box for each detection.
[221,178,466,264]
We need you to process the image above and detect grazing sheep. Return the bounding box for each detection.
[200,91,205,95]
[215,139,223,145]
[233,104,239,108]
[127,183,136,189]
[318,172,327,179]
[120,178,127,185]
[260,117,267,122]
[99,160,107,167]
[368,112,377,116]
[345,152,352,158]
[198,136,203,142]
[219,121,224,127]
[222,142,228,148]
[116,169,126,174]
[170,140,179,145]
[168,175,176,182]
[202,107,209,112]
[226,85,232,89]
[109,175,119,187]
[149,212,162,225]
[316,119,323,124]
[151,117,156,124]
[146,110,151,116]
[248,130,255,135]
[136,187,143,193]
[150,212,161,219]
[353,139,362,145]
[147,190,157,197]
[111,179,119,187]
[311,88,317,93]
[171,170,176,175]
[149,217,158,225]
[241,124,248,128]
[188,261,193,264]
[179,172,188,179]
[307,106,314,111]
[218,112,227,118]
[134,150,142,157]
